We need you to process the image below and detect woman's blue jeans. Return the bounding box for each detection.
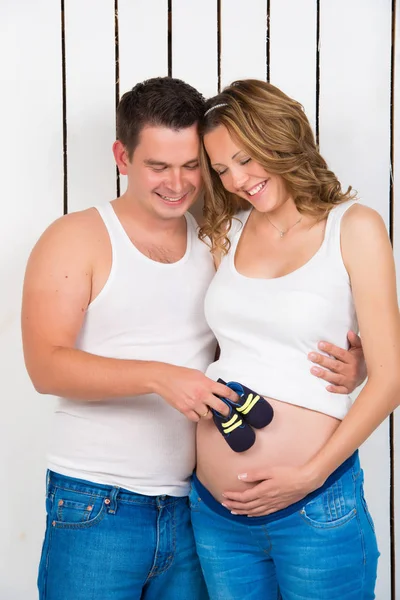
[190,454,379,599]
[38,470,208,599]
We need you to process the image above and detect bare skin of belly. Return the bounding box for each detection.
[196,397,340,504]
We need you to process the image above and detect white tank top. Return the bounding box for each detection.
[47,203,216,496]
[205,200,358,420]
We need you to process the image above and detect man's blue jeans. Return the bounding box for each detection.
[38,471,208,599]
[190,454,379,599]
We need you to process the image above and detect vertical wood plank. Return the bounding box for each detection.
[220,0,267,89]
[319,2,392,598]
[65,0,117,212]
[118,0,168,194]
[172,0,218,98]
[269,0,317,132]
[319,1,391,219]
[118,0,168,96]
[0,2,63,598]
[171,0,218,220]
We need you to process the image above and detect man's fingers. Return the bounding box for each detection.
[195,405,213,420]
[309,353,343,374]
[207,395,230,416]
[316,341,349,362]
[213,382,239,403]
[347,330,362,348]
[187,410,201,423]
[310,366,344,385]
[326,384,350,394]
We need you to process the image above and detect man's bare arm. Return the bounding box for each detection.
[21,211,233,420]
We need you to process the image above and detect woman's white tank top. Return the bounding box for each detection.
[205,200,358,420]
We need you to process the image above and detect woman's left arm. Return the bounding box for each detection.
[222,204,400,515]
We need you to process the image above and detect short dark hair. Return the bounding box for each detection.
[116,77,205,158]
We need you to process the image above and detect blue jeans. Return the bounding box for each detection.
[190,454,379,599]
[38,471,208,600]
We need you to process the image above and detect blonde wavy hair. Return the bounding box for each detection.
[198,79,356,254]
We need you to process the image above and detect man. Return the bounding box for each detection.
[22,77,365,599]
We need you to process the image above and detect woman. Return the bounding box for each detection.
[191,80,400,599]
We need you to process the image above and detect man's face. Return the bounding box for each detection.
[124,125,202,220]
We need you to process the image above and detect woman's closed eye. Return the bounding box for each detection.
[213,158,251,177]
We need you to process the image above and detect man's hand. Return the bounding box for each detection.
[152,364,237,422]
[308,330,366,394]
[221,464,321,517]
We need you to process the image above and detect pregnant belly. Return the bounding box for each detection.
[195,397,340,503]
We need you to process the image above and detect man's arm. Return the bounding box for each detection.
[21,211,233,421]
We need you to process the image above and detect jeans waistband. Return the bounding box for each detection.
[47,470,187,507]
[192,450,358,526]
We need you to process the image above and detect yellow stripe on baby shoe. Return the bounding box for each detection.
[224,419,243,434]
[236,393,254,413]
[222,413,238,429]
[240,395,260,415]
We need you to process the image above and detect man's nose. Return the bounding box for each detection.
[166,169,184,193]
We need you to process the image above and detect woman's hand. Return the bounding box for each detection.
[221,465,322,517]
[308,330,366,394]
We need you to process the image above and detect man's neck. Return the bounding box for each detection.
[112,192,186,236]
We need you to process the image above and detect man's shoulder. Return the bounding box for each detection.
[54,205,101,227]
[31,206,108,264]
[43,206,104,241]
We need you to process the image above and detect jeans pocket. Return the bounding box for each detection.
[299,477,357,529]
[51,487,106,530]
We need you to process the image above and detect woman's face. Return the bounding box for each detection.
[203,124,290,213]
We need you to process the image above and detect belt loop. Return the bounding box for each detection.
[104,487,120,514]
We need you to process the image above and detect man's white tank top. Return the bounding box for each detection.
[47,203,216,496]
[205,200,358,420]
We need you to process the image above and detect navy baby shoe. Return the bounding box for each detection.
[211,397,256,453]
[217,379,274,429]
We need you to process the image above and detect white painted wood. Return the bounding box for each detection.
[394,0,400,595]
[172,0,218,98]
[220,0,267,89]
[269,0,317,133]
[118,0,168,96]
[319,3,392,598]
[319,1,391,219]
[65,0,117,212]
[172,0,218,220]
[118,0,168,194]
[0,2,63,598]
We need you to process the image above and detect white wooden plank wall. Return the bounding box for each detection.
[118,0,168,194]
[172,0,218,98]
[319,4,393,596]
[220,0,267,87]
[0,2,63,599]
[269,0,317,133]
[0,2,398,598]
[65,0,117,212]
